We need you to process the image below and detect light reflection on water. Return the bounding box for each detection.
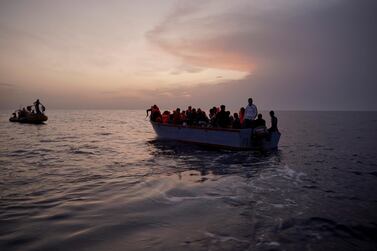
[0,110,377,251]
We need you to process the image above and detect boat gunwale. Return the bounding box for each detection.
[151,121,249,133]
[157,138,254,150]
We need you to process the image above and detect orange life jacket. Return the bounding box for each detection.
[162,114,169,123]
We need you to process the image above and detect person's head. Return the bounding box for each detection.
[234,113,239,119]
[240,107,245,113]
[270,110,275,117]
[181,110,185,115]
[198,108,202,113]
[258,113,262,119]
[248,98,253,105]
[176,108,180,113]
[220,105,225,111]
[188,106,192,111]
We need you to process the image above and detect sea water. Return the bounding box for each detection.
[0,110,376,251]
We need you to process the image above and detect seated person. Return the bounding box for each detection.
[173,108,181,124]
[180,111,188,124]
[254,113,266,128]
[190,108,198,125]
[227,111,233,126]
[215,105,230,128]
[162,111,170,124]
[239,107,245,126]
[196,108,209,126]
[19,107,28,118]
[232,113,241,129]
[209,107,218,127]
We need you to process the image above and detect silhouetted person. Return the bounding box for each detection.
[268,110,279,133]
[239,107,245,126]
[216,105,230,128]
[34,99,43,114]
[162,111,170,124]
[186,106,192,125]
[173,108,181,124]
[20,107,28,118]
[209,107,218,126]
[180,110,188,124]
[197,109,209,125]
[254,113,266,128]
[190,108,198,125]
[244,98,258,128]
[147,104,161,122]
[232,113,241,129]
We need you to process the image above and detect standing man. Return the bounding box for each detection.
[34,99,42,114]
[244,98,258,128]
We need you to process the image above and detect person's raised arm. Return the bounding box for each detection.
[146,108,151,117]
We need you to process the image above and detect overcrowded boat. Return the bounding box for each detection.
[9,99,48,124]
[147,98,281,150]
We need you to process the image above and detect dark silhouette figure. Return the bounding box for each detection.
[34,99,43,114]
[216,105,230,128]
[173,108,181,124]
[232,113,241,129]
[190,108,198,125]
[268,110,279,133]
[254,113,266,128]
[147,104,161,122]
[239,107,245,126]
[34,99,40,114]
[186,106,193,125]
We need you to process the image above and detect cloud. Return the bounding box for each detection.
[146,2,255,72]
[0,82,15,87]
[146,0,377,110]
[169,64,203,75]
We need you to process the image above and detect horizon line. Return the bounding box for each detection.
[1,108,377,112]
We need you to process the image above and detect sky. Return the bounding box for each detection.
[0,0,376,110]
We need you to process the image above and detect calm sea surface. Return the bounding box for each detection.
[0,110,377,251]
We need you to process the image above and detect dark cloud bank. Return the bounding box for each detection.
[147,0,377,111]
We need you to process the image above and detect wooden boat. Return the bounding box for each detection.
[151,122,280,150]
[9,113,48,124]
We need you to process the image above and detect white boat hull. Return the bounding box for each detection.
[151,122,280,150]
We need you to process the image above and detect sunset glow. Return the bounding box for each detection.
[0,0,376,110]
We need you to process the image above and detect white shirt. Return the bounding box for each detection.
[245,104,257,120]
